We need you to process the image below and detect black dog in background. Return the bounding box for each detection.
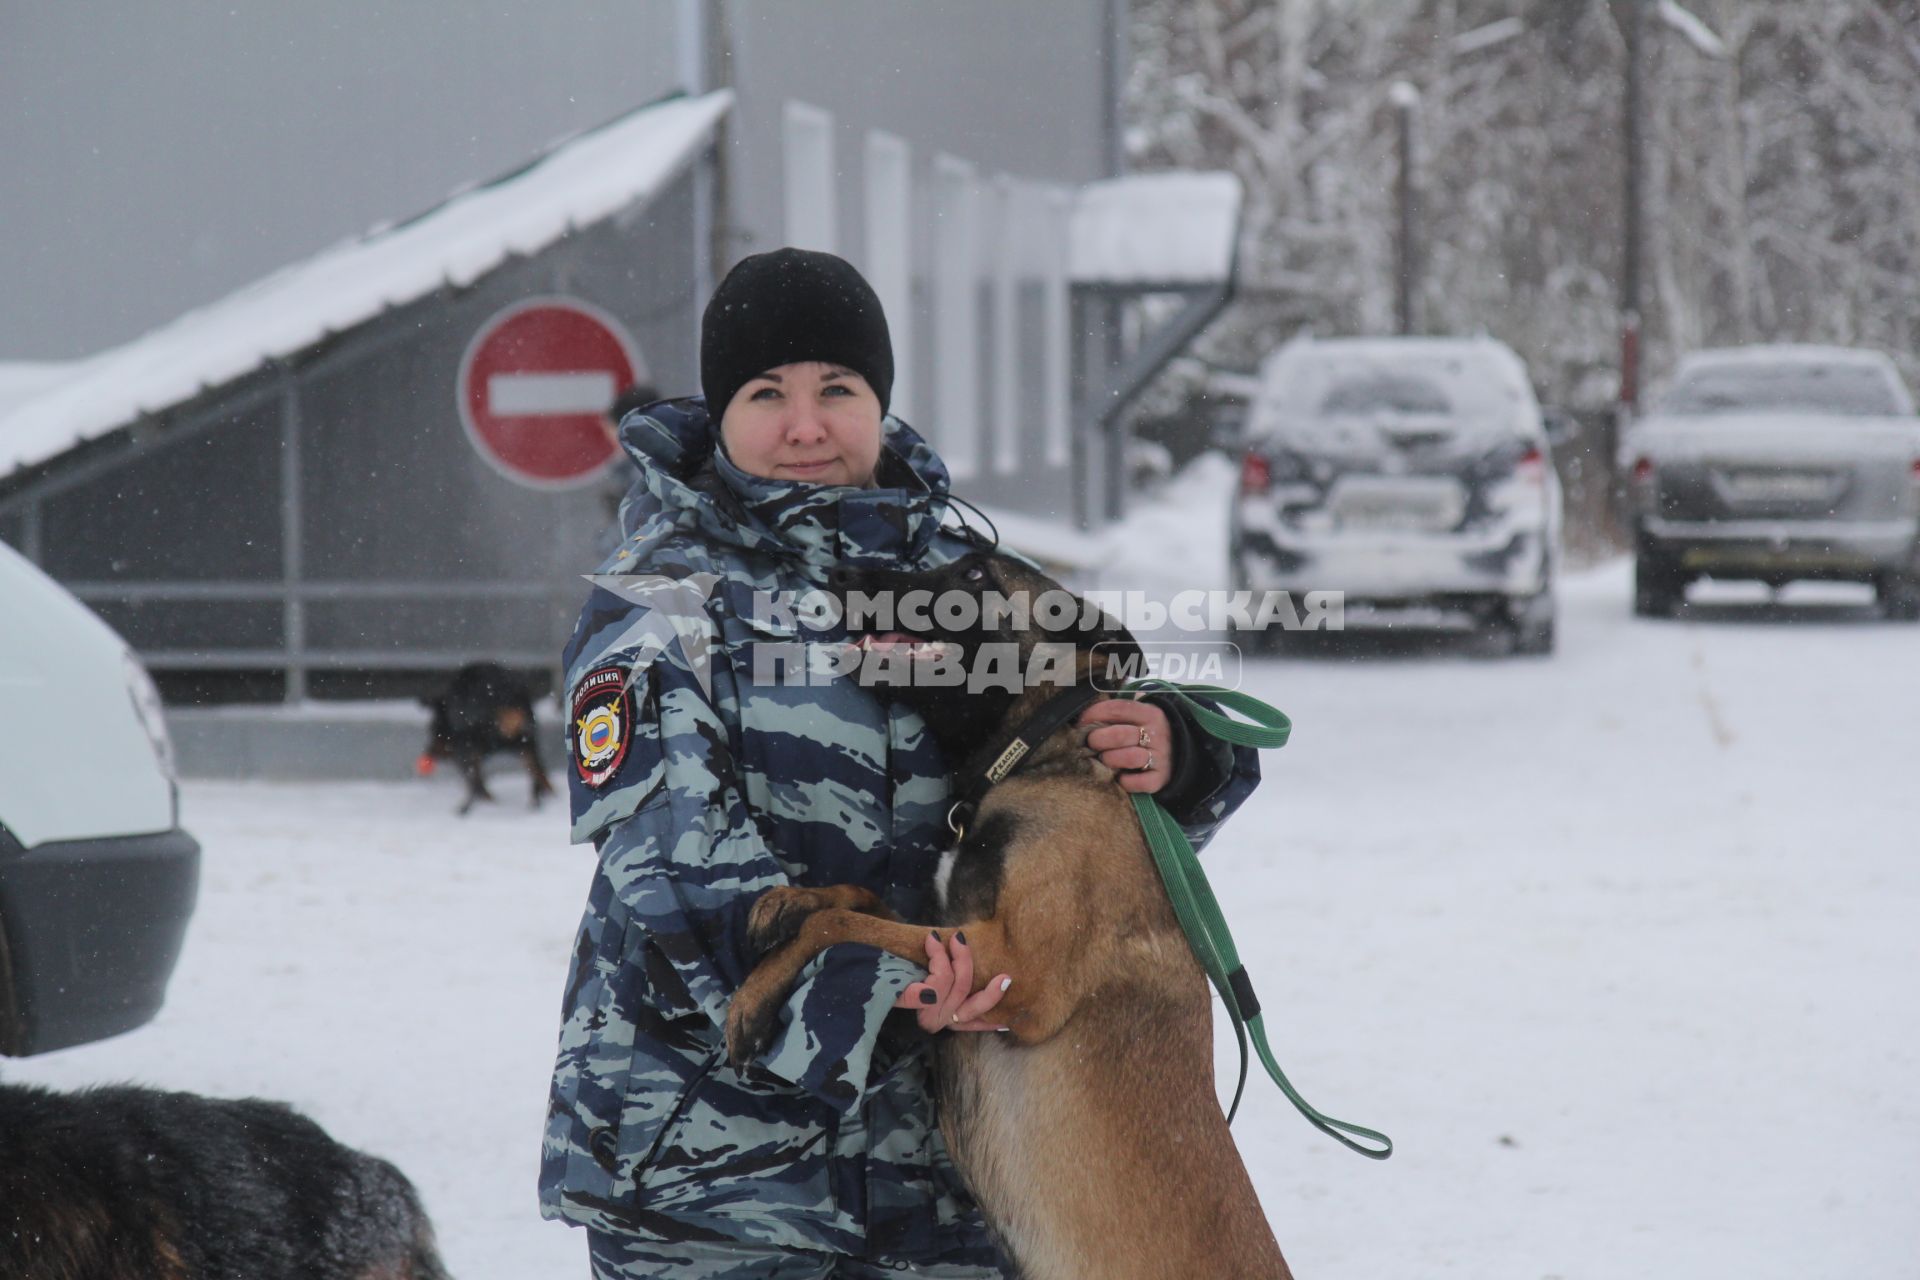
[0,1082,451,1280]
[418,663,555,816]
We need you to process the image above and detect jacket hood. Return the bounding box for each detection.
[616,398,956,570]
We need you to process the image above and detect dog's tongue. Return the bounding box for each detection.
[859,632,917,651]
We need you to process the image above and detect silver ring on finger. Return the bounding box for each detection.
[1144,753,1156,773]
[1137,726,1151,748]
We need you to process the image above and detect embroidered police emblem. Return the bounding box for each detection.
[571,664,638,788]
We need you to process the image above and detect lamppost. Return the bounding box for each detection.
[1619,0,1645,417]
[1389,80,1421,336]
[1616,0,1725,417]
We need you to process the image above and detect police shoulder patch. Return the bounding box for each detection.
[570,664,648,788]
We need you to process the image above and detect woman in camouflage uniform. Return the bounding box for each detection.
[540,249,1258,1278]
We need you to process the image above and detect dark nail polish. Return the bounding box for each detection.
[956,930,968,946]
[919,989,938,1005]
[929,931,940,944]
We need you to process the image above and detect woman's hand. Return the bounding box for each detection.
[893,930,1011,1033]
[1079,698,1174,794]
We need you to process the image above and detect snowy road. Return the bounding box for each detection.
[9,561,1919,1278]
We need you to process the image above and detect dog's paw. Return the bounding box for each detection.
[744,887,821,959]
[725,989,782,1072]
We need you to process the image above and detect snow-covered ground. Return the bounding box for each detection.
[4,778,588,1278]
[10,464,1920,1278]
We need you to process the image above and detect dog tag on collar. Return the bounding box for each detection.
[985,738,1030,783]
[571,664,649,788]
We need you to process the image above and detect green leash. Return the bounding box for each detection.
[1124,679,1394,1161]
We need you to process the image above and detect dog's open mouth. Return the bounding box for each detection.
[854,632,959,662]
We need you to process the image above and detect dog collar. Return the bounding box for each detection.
[945,683,1108,839]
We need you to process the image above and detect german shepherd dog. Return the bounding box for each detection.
[0,1081,450,1280]
[419,662,555,816]
[724,551,1292,1279]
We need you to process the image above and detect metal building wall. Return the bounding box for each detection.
[1,181,699,704]
[713,0,1117,258]
[0,2,684,360]
[709,0,1124,522]
[6,1,1132,534]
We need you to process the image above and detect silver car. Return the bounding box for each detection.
[1621,346,1920,619]
[1229,335,1564,654]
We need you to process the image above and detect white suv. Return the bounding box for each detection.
[1229,335,1564,653]
[0,540,199,1055]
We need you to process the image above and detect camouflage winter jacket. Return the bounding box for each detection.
[538,400,1259,1260]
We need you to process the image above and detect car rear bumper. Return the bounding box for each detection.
[0,823,200,1056]
[1237,523,1550,602]
[1641,517,1919,576]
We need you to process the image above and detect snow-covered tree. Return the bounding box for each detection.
[1127,0,1920,407]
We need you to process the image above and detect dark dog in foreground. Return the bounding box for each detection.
[724,551,1293,1280]
[0,1081,450,1280]
[419,662,555,816]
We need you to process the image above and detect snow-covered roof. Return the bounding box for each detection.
[1069,172,1242,288]
[1678,344,1896,370]
[1263,334,1530,380]
[1253,334,1536,427]
[0,362,76,419]
[0,90,732,484]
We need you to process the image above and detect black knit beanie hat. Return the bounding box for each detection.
[700,248,895,418]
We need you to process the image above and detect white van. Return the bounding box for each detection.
[0,540,199,1055]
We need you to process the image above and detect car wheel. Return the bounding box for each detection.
[1512,610,1556,656]
[1633,552,1683,618]
[1226,546,1254,650]
[1507,564,1556,656]
[1227,544,1292,656]
[1879,570,1920,622]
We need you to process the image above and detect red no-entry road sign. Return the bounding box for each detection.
[457,298,644,488]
